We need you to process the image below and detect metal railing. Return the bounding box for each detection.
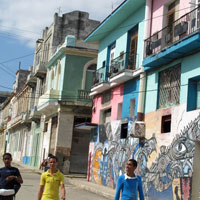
[92,66,106,85]
[92,52,138,85]
[144,6,200,58]
[107,52,138,77]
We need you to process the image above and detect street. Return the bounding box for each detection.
[0,160,109,200]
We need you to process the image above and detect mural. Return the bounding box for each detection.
[88,113,200,200]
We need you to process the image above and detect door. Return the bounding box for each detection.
[109,43,116,73]
[128,33,138,70]
[70,129,90,174]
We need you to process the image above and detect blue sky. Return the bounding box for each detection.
[0,0,123,92]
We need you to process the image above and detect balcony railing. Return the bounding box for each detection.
[144,6,200,58]
[78,90,92,101]
[92,67,106,85]
[107,52,137,77]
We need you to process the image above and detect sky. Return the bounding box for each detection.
[0,0,123,92]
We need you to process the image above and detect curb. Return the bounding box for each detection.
[68,178,115,200]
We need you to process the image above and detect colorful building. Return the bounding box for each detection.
[81,0,200,199]
[37,35,98,174]
[22,11,99,170]
[142,0,200,199]
[81,0,146,189]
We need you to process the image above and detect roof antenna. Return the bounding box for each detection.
[57,7,62,15]
[19,61,21,70]
[112,2,114,11]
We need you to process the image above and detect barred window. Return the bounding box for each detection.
[158,64,181,108]
[102,90,111,105]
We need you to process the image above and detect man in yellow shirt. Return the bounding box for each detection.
[38,155,65,200]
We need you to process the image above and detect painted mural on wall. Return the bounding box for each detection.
[88,113,200,200]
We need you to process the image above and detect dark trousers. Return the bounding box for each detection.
[0,196,14,200]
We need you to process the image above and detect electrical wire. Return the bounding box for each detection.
[0,82,191,100]
[0,64,16,78]
[0,5,197,66]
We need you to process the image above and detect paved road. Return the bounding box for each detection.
[0,160,109,200]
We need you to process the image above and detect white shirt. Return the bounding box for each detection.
[124,174,137,180]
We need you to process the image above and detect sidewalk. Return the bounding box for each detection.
[68,178,115,199]
[12,161,115,200]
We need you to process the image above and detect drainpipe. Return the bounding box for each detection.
[137,0,152,121]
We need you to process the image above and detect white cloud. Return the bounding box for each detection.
[0,0,123,48]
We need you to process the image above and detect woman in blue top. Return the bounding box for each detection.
[114,159,144,200]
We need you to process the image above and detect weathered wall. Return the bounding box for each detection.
[88,105,200,200]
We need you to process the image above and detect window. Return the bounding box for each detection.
[187,77,200,111]
[44,122,48,132]
[128,27,138,70]
[161,115,171,133]
[109,43,116,68]
[117,103,122,120]
[129,98,135,120]
[121,123,128,139]
[102,90,111,105]
[100,108,111,124]
[90,127,98,142]
[158,65,181,108]
[104,108,111,123]
[107,43,116,75]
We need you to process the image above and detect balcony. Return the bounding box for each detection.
[26,72,37,88]
[7,115,23,129]
[90,67,110,95]
[29,106,41,122]
[34,61,47,79]
[78,90,92,102]
[107,52,141,86]
[21,113,31,124]
[37,89,59,116]
[143,7,200,69]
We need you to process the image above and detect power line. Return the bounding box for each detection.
[0,62,17,74]
[0,25,41,35]
[0,82,190,100]
[0,5,195,69]
[0,64,16,78]
[0,85,13,90]
[0,53,35,65]
[0,44,59,65]
[86,5,195,38]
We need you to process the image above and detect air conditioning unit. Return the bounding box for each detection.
[174,21,188,37]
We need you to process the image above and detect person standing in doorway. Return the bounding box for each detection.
[38,155,65,200]
[114,159,144,200]
[0,153,23,200]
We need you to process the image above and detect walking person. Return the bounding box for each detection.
[114,159,144,200]
[39,154,53,172]
[38,155,65,200]
[0,153,23,200]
